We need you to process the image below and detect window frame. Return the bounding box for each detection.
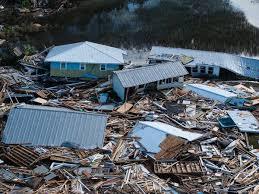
[80,63,87,70]
[173,77,178,82]
[192,66,198,73]
[159,79,166,85]
[138,84,145,89]
[200,66,206,73]
[208,67,214,75]
[166,78,172,84]
[60,62,67,70]
[100,64,106,71]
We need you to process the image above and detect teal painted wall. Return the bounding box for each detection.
[50,62,121,78]
[51,62,60,69]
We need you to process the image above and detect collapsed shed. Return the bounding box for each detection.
[112,62,188,100]
[149,46,259,80]
[2,104,108,148]
[185,84,238,103]
[130,121,203,158]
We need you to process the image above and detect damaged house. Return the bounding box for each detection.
[2,104,108,149]
[112,62,188,100]
[45,41,127,79]
[149,46,259,80]
[130,121,204,159]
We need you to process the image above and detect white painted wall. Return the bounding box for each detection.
[157,77,184,90]
[112,74,125,100]
[113,75,185,100]
[190,65,220,77]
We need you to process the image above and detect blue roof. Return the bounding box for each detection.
[150,46,259,79]
[3,104,108,148]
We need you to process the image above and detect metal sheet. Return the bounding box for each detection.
[186,84,237,103]
[45,41,126,64]
[149,46,259,79]
[227,110,259,133]
[3,104,108,148]
[113,62,188,88]
[130,121,203,153]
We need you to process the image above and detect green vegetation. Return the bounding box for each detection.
[23,44,36,56]
[21,0,31,8]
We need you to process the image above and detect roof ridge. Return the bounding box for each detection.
[83,41,124,63]
[114,62,180,74]
[152,46,258,60]
[46,42,84,61]
[16,105,108,117]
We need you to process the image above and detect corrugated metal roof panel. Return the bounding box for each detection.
[227,110,259,133]
[3,105,108,148]
[45,41,126,64]
[113,62,188,88]
[186,84,237,103]
[150,46,259,79]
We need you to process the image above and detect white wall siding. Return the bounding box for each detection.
[157,77,184,90]
[185,84,237,103]
[112,74,125,100]
[190,65,220,77]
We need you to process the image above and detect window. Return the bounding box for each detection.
[173,77,178,82]
[166,78,172,84]
[60,62,66,70]
[208,67,213,75]
[100,64,106,71]
[106,64,118,70]
[139,84,145,89]
[200,66,206,73]
[159,79,165,85]
[192,66,198,72]
[80,64,86,70]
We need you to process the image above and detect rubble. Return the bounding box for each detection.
[0,53,258,193]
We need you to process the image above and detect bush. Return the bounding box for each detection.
[21,0,31,8]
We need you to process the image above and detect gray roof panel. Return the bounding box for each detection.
[150,46,259,79]
[113,62,188,88]
[3,105,108,149]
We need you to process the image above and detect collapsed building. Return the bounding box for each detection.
[0,45,258,193]
[112,62,188,100]
[149,46,259,80]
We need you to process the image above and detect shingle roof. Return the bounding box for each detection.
[2,104,108,148]
[149,46,259,79]
[113,62,188,88]
[45,41,127,64]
